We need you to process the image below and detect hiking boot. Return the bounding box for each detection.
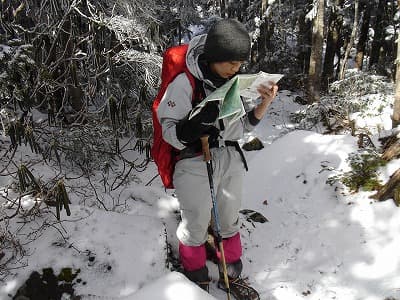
[183,266,211,292]
[218,260,259,300]
[218,276,260,300]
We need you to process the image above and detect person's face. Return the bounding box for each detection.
[209,61,244,79]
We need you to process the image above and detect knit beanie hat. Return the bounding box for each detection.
[203,19,251,63]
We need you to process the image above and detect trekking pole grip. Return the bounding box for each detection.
[200,135,211,162]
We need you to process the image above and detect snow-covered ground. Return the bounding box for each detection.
[1,86,400,300]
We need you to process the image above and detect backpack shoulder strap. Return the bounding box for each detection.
[183,69,205,106]
[183,69,224,131]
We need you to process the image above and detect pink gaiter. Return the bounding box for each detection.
[179,242,207,271]
[215,232,242,263]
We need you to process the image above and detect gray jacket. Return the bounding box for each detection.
[157,34,256,150]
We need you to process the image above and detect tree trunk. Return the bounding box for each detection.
[236,0,244,21]
[220,0,227,18]
[339,0,359,80]
[322,1,343,90]
[259,0,271,57]
[355,2,372,70]
[178,19,182,45]
[297,8,312,74]
[369,0,386,68]
[227,0,236,18]
[251,1,273,66]
[307,0,325,103]
[392,0,400,127]
[261,0,267,15]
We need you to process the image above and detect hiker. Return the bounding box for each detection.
[157,19,278,298]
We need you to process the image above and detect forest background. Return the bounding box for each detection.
[1,0,400,298]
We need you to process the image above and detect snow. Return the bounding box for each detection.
[1,90,400,300]
[0,44,12,60]
[130,272,216,300]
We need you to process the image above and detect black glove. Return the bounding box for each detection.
[176,101,220,145]
[203,125,220,144]
[191,101,219,125]
[176,117,220,145]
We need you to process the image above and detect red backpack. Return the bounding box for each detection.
[151,44,200,189]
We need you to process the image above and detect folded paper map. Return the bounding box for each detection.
[189,71,283,125]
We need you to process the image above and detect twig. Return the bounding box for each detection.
[145,173,159,186]
[86,172,109,211]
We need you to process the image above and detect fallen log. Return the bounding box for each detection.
[370,168,400,206]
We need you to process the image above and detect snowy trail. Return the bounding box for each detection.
[2,92,400,300]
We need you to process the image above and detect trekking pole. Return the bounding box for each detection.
[200,136,231,300]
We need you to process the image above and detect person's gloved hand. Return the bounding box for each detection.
[176,101,220,145]
[191,101,219,125]
[203,125,220,144]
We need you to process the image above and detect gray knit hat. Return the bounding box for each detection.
[203,19,251,63]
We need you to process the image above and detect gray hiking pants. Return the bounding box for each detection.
[174,145,245,246]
